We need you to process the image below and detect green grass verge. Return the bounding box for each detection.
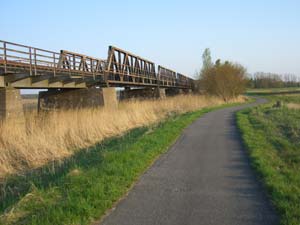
[0,101,247,225]
[236,96,300,225]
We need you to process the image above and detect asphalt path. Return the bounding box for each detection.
[100,98,279,225]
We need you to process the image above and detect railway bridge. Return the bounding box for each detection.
[0,40,194,120]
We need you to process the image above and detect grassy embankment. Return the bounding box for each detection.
[237,94,300,225]
[0,95,247,225]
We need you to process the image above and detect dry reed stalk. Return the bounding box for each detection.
[286,103,300,109]
[0,95,246,177]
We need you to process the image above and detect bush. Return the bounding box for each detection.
[201,61,248,101]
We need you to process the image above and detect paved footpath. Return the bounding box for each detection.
[100,98,279,225]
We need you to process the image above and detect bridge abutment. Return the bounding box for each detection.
[38,87,117,111]
[0,88,25,123]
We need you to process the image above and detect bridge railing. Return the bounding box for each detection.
[158,66,177,87]
[0,40,106,79]
[0,40,193,89]
[177,73,193,88]
[0,40,58,75]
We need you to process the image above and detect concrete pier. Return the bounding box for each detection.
[0,88,25,123]
[102,87,118,109]
[38,87,117,111]
[120,87,166,100]
[155,88,166,98]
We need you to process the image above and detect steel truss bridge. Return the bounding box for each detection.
[0,40,193,89]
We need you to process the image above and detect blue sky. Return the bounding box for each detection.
[1,0,300,78]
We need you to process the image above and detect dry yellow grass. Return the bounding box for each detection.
[0,94,246,178]
[286,103,300,109]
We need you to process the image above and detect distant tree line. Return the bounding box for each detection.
[248,72,300,88]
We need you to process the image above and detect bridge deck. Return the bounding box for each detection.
[0,40,193,89]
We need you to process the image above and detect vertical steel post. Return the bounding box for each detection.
[29,47,32,76]
[69,56,71,76]
[34,48,37,76]
[92,59,95,80]
[53,52,56,76]
[73,55,75,70]
[3,42,7,73]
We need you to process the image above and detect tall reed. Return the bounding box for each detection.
[0,95,246,178]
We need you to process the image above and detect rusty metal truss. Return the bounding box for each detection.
[0,40,193,89]
[106,46,157,86]
[158,66,177,87]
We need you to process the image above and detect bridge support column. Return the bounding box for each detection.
[156,88,166,98]
[0,88,25,123]
[102,87,118,109]
[38,87,117,111]
[120,87,166,100]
